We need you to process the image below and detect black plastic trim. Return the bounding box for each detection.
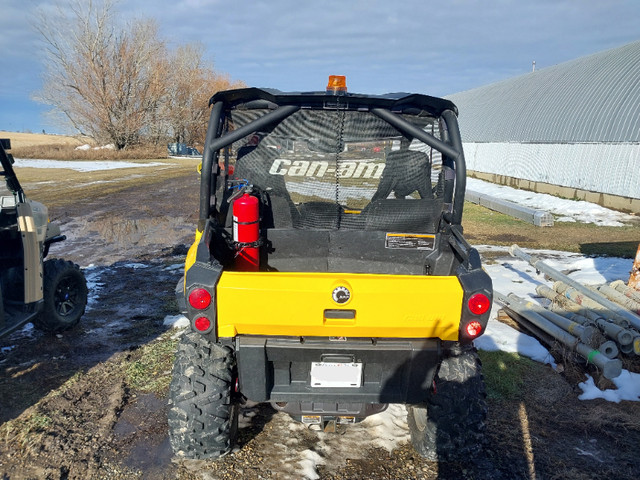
[210,88,458,116]
[236,336,440,404]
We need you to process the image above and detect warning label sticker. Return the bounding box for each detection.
[385,233,436,250]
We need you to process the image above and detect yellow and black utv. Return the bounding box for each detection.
[169,77,493,461]
[0,139,87,338]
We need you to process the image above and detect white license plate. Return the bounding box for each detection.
[310,362,363,388]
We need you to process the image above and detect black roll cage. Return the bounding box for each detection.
[0,139,25,203]
[197,88,467,231]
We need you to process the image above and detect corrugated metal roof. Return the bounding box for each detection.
[447,40,640,143]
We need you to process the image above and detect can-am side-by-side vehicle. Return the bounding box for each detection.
[169,76,493,461]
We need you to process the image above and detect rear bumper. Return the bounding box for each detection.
[236,335,441,405]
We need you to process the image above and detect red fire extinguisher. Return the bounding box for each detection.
[232,193,260,271]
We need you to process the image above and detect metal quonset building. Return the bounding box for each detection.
[447,40,640,213]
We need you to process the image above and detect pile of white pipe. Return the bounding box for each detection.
[494,245,640,380]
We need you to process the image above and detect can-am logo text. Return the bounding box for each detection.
[269,159,384,179]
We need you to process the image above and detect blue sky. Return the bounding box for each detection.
[1,0,638,134]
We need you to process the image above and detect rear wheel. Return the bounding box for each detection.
[34,259,87,332]
[408,345,487,461]
[168,331,238,459]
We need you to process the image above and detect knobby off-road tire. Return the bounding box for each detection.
[34,259,88,333]
[168,331,238,459]
[408,345,487,461]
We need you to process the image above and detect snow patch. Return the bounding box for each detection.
[14,158,167,172]
[298,450,324,480]
[122,263,150,269]
[467,178,636,226]
[163,314,189,329]
[578,371,640,402]
[1,345,17,355]
[82,265,105,312]
[163,263,184,272]
[474,318,556,366]
[74,143,115,151]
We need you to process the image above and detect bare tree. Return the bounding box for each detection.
[162,44,244,147]
[34,0,243,150]
[34,0,167,149]
[191,71,246,146]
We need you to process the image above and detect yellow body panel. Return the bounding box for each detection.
[216,272,463,340]
[183,229,203,291]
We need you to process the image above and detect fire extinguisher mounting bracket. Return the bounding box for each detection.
[227,180,252,203]
[234,239,264,249]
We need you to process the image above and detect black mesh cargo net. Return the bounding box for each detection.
[220,108,446,234]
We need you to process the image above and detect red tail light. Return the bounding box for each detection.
[194,316,211,332]
[189,288,212,310]
[465,320,483,338]
[468,293,490,315]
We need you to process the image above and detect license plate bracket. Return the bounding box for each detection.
[310,362,363,388]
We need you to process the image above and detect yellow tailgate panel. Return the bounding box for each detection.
[216,272,463,340]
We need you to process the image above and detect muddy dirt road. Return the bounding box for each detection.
[1,163,639,479]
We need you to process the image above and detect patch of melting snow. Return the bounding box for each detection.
[71,174,150,188]
[81,264,150,337]
[1,345,17,355]
[0,323,37,356]
[14,158,168,172]
[164,315,189,329]
[122,263,150,269]
[83,265,106,312]
[467,178,636,226]
[163,263,184,272]
[474,318,556,367]
[235,401,410,480]
[14,323,34,339]
[578,371,640,402]
[72,180,118,188]
[298,450,325,480]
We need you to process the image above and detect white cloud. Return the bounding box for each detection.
[3,0,640,132]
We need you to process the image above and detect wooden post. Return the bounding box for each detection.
[630,243,640,291]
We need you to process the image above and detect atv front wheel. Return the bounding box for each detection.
[408,345,487,461]
[34,259,88,332]
[168,331,238,459]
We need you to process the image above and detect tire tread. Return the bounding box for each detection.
[408,346,487,461]
[168,331,238,459]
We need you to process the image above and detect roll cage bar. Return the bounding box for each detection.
[197,89,466,230]
[0,139,25,203]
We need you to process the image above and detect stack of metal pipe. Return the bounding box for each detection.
[495,245,640,380]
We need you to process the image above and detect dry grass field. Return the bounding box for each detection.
[1,130,166,160]
[0,130,91,148]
